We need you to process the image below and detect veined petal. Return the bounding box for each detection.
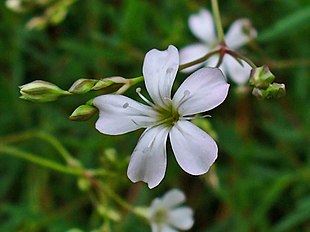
[223,55,251,85]
[93,94,158,135]
[225,18,257,49]
[168,207,194,230]
[143,45,179,107]
[189,9,216,44]
[127,126,169,189]
[173,67,229,116]
[170,120,218,175]
[161,189,186,209]
[179,43,209,73]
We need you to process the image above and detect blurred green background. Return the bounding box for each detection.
[0,0,309,231]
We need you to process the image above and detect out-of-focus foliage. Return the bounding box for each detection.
[0,0,309,231]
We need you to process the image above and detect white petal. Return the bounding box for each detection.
[93,94,158,135]
[223,55,252,85]
[143,45,179,107]
[225,19,257,49]
[189,9,216,44]
[127,126,169,189]
[173,67,229,116]
[151,224,178,232]
[161,189,186,209]
[206,54,220,67]
[179,43,209,73]
[168,207,194,230]
[170,120,218,175]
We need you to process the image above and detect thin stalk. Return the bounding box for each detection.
[179,49,220,71]
[0,144,82,176]
[102,186,148,222]
[227,50,257,68]
[130,76,143,85]
[0,130,76,164]
[211,0,225,43]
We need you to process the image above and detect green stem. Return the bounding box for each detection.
[102,186,148,222]
[0,130,75,164]
[211,0,225,43]
[0,144,82,176]
[179,49,220,71]
[130,76,144,85]
[227,50,257,68]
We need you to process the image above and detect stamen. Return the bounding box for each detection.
[122,101,149,116]
[176,89,191,109]
[182,114,212,120]
[136,88,157,108]
[151,116,175,128]
[142,134,156,153]
[162,68,175,100]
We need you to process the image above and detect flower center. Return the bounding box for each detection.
[156,101,180,128]
[151,207,168,225]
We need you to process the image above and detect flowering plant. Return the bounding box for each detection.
[1,0,296,231]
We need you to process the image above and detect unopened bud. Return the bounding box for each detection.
[69,104,97,121]
[250,65,275,89]
[91,76,127,91]
[19,80,70,102]
[252,83,286,99]
[69,79,97,94]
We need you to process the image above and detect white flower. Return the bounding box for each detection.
[93,45,229,188]
[148,189,194,232]
[180,9,257,85]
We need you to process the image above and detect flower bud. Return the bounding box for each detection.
[69,104,97,121]
[252,83,286,99]
[19,80,70,102]
[91,76,127,91]
[249,65,275,89]
[69,79,97,94]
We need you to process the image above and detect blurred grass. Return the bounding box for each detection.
[0,0,309,231]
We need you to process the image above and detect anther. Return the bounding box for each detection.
[184,90,190,96]
[182,114,212,120]
[175,89,191,110]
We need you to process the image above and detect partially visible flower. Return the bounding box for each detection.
[93,45,229,188]
[180,9,257,85]
[148,189,194,232]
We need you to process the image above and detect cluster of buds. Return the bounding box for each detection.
[19,76,138,120]
[68,76,131,95]
[249,65,286,99]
